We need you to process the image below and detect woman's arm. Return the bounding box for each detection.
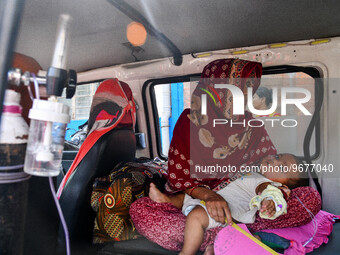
[186,186,232,225]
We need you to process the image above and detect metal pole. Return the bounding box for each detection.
[0,0,26,126]
[0,2,27,254]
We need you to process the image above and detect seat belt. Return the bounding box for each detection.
[303,78,323,198]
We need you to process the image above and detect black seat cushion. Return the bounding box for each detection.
[57,129,136,253]
[96,237,203,255]
[24,177,59,255]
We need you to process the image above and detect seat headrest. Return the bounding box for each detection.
[57,78,136,198]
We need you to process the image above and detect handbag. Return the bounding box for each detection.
[91,158,167,243]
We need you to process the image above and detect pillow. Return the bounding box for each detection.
[214,211,338,255]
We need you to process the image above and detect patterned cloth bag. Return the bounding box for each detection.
[91,158,167,243]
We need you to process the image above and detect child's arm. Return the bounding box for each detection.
[251,184,289,220]
[256,182,285,218]
[186,186,232,225]
[260,198,276,218]
[256,183,291,198]
[255,182,272,195]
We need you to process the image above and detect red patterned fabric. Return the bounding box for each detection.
[57,79,136,198]
[165,59,277,193]
[129,197,222,251]
[247,186,322,232]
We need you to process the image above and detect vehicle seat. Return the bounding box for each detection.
[56,126,204,255]
[57,127,136,254]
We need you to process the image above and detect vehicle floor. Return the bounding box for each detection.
[95,236,203,255]
[95,222,340,255]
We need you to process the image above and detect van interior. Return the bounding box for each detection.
[1,0,340,254]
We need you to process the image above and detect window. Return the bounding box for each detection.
[58,81,101,142]
[154,82,192,156]
[259,71,318,158]
[150,66,320,160]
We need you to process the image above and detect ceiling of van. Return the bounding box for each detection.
[14,0,340,72]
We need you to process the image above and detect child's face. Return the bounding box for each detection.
[259,154,301,184]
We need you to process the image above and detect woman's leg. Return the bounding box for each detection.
[130,196,222,252]
[130,197,186,251]
[180,206,209,255]
[149,182,185,209]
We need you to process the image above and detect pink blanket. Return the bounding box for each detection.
[214,210,338,255]
[262,210,338,254]
[215,224,277,255]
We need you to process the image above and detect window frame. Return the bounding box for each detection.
[142,74,200,159]
[144,65,322,161]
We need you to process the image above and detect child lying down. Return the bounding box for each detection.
[149,155,306,255]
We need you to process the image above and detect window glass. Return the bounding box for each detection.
[76,97,92,107]
[154,82,193,156]
[259,72,316,157]
[58,81,101,148]
[154,82,194,156]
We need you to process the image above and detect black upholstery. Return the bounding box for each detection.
[97,237,179,255]
[57,128,136,254]
[96,237,204,255]
[24,176,59,255]
[56,126,202,255]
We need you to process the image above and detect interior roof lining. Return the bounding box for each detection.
[14,0,340,72]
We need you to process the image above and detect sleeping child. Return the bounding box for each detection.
[148,153,307,255]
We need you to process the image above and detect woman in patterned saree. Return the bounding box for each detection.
[130,59,321,254]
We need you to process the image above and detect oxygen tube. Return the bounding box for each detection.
[23,15,73,255]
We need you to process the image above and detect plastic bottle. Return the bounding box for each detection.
[0,89,30,254]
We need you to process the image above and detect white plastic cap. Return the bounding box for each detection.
[29,99,70,123]
[4,90,21,106]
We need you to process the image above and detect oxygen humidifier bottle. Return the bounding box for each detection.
[24,97,70,176]
[0,89,30,255]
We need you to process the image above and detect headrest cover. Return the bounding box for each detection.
[57,79,136,198]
